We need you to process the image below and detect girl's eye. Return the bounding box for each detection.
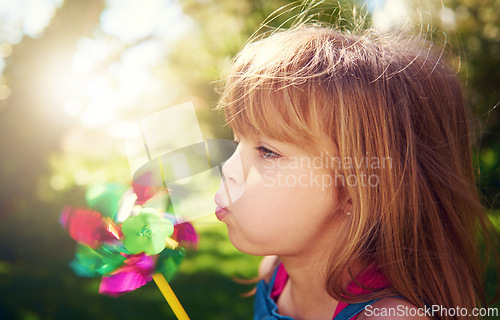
[255,146,281,160]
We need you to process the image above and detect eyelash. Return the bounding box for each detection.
[233,139,281,160]
[255,146,281,160]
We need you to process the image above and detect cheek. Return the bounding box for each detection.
[225,181,288,251]
[226,209,286,256]
[249,166,337,212]
[236,174,329,228]
[225,165,341,254]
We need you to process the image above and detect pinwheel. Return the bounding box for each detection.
[60,178,198,320]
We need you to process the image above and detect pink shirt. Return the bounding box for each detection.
[270,263,391,320]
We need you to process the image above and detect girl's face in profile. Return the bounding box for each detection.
[215,134,344,258]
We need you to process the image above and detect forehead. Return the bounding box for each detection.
[220,29,338,158]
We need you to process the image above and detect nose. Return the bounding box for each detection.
[220,142,245,205]
[221,143,244,186]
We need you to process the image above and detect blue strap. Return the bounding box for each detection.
[333,299,381,320]
[254,266,295,320]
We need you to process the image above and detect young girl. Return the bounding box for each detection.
[213,25,498,320]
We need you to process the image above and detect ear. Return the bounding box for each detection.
[345,198,353,216]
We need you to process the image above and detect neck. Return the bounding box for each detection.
[277,255,338,320]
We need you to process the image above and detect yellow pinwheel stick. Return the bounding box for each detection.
[153,273,190,320]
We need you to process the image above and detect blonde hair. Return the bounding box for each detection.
[216,25,498,319]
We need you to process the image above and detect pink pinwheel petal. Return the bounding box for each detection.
[121,253,155,273]
[60,207,120,248]
[99,271,152,296]
[98,253,155,296]
[172,222,199,249]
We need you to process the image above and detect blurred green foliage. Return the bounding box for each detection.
[0,0,498,319]
[441,0,500,207]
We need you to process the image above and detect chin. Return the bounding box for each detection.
[226,229,271,256]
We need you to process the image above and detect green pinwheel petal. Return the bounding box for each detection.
[70,244,126,277]
[85,184,128,219]
[157,248,185,281]
[121,209,174,255]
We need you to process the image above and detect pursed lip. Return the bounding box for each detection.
[215,206,228,221]
[214,193,230,221]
